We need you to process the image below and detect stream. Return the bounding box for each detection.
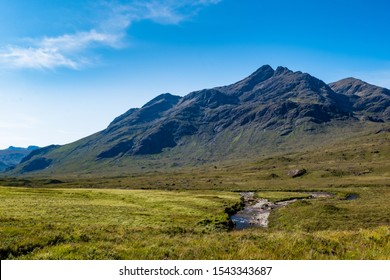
[231,192,333,230]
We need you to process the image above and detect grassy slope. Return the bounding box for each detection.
[0,130,389,259]
[7,120,386,176]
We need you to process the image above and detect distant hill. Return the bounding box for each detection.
[0,146,39,172]
[7,65,390,176]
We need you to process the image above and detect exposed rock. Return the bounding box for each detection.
[287,169,307,178]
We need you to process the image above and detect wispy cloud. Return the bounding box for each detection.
[0,30,121,70]
[0,47,78,70]
[140,0,222,23]
[0,0,221,70]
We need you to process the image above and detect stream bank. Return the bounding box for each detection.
[231,192,333,230]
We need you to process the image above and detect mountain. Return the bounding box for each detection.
[329,78,390,121]
[7,65,390,176]
[0,146,39,172]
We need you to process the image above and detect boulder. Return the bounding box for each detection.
[287,168,307,178]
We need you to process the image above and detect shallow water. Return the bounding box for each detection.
[231,199,272,229]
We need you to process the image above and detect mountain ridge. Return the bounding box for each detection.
[6,65,390,175]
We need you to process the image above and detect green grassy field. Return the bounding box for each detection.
[0,185,389,260]
[0,187,240,259]
[0,131,389,259]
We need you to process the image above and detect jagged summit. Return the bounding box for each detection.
[216,65,274,96]
[274,66,292,75]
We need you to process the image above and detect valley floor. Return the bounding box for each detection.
[0,185,389,260]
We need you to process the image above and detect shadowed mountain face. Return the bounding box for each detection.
[9,66,390,175]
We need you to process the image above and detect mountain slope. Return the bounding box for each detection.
[8,66,390,176]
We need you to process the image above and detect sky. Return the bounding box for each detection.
[1,0,390,149]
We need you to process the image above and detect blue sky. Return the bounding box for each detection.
[1,0,390,149]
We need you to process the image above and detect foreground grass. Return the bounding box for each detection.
[0,187,240,259]
[13,225,389,260]
[0,186,389,260]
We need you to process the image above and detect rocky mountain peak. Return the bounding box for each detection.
[247,64,275,80]
[141,93,181,109]
[219,65,275,96]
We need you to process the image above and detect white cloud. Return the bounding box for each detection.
[0,46,80,70]
[140,1,186,24]
[40,30,122,51]
[0,30,122,70]
[0,0,221,70]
